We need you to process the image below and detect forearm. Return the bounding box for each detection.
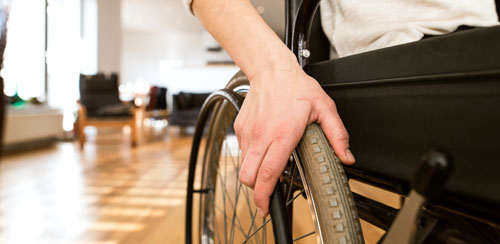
[192,0,354,217]
[192,0,299,81]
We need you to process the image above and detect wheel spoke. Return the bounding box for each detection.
[214,207,223,244]
[229,182,243,243]
[213,160,237,212]
[215,145,310,244]
[244,218,271,243]
[245,209,258,244]
[215,165,240,205]
[262,217,267,244]
[293,231,315,242]
[286,164,297,203]
[237,147,262,240]
[218,136,256,244]
[215,205,250,239]
[199,105,337,244]
[286,189,305,206]
[241,181,255,217]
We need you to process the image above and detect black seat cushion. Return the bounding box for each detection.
[309,26,500,84]
[308,26,500,206]
[94,103,133,118]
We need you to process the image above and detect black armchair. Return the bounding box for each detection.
[77,73,138,149]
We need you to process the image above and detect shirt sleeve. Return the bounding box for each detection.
[183,0,194,15]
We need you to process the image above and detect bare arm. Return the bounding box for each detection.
[193,0,295,80]
[192,0,355,217]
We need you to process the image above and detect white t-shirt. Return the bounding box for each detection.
[184,0,499,58]
[320,0,499,58]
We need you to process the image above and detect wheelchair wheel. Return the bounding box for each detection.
[186,72,363,244]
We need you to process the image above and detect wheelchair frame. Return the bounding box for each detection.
[185,0,500,242]
[288,0,500,241]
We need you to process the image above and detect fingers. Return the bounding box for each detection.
[316,99,356,165]
[234,94,255,163]
[234,115,247,160]
[239,140,270,188]
[253,137,297,217]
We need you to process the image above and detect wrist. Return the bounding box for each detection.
[244,48,301,82]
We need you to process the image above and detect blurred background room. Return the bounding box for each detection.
[0,0,288,243]
[0,0,394,243]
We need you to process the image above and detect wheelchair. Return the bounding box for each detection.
[186,0,500,243]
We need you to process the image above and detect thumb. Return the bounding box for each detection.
[315,99,355,165]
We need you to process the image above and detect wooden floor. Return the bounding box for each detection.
[0,127,397,244]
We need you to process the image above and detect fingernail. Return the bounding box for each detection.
[345,149,355,163]
[257,208,264,217]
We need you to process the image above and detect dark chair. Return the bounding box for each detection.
[77,73,138,149]
[145,86,170,120]
[169,92,210,127]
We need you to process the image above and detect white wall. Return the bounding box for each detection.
[121,29,242,96]
[120,0,239,95]
[81,0,122,74]
[121,30,206,86]
[81,0,97,74]
[166,66,240,94]
[97,0,121,73]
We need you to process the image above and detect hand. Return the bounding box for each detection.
[234,64,356,217]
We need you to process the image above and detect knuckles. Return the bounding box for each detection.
[258,165,277,183]
[250,125,265,142]
[335,128,350,142]
[239,168,255,187]
[234,117,243,135]
[321,97,336,110]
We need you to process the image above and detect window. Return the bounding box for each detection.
[3,0,85,132]
[46,0,82,131]
[2,0,46,100]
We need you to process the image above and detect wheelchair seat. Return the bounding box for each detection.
[309,25,500,84]
[307,25,500,209]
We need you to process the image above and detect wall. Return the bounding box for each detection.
[97,0,121,73]
[121,30,206,86]
[119,0,286,95]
